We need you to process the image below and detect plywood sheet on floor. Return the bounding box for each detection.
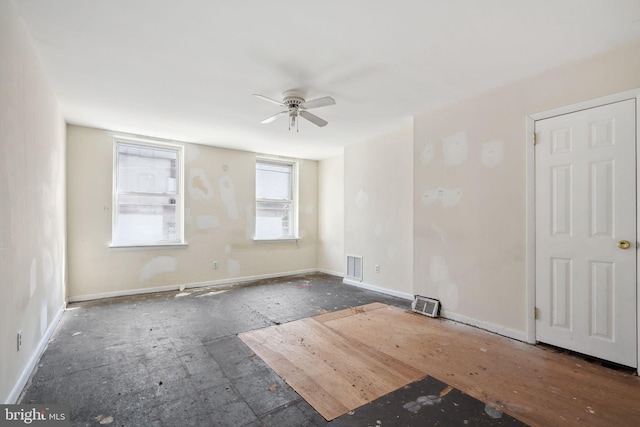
[239,303,423,420]
[239,303,640,425]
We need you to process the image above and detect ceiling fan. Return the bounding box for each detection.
[253,89,335,131]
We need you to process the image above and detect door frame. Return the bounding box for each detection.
[525,88,640,372]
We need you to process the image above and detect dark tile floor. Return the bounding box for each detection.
[330,376,525,427]
[19,273,527,426]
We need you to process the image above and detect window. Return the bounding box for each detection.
[255,159,298,240]
[112,138,184,247]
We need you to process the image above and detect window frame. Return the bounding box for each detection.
[110,137,186,249]
[254,157,299,242]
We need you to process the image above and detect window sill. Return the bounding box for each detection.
[253,237,300,244]
[109,243,189,251]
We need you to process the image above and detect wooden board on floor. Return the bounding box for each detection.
[239,303,640,425]
[239,303,424,420]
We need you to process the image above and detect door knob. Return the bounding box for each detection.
[618,240,632,249]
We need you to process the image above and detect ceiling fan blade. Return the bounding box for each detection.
[301,96,335,110]
[261,111,287,124]
[299,110,328,127]
[253,94,285,107]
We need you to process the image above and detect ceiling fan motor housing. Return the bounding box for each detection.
[282,89,306,108]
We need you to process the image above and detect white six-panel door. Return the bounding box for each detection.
[535,99,637,368]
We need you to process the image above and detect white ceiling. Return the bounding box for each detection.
[13,0,640,160]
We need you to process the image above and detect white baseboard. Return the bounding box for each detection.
[342,278,413,301]
[440,310,527,342]
[6,303,65,404]
[68,268,320,302]
[341,280,526,342]
[316,268,344,278]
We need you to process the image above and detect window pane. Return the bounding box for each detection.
[114,194,178,244]
[117,144,177,194]
[255,201,293,239]
[256,162,291,200]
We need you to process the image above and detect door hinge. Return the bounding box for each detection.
[533,307,539,320]
[533,133,537,146]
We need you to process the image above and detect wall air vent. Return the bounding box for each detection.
[411,295,440,318]
[345,255,363,282]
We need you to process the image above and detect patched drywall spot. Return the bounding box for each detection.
[422,188,441,206]
[374,223,384,237]
[184,145,199,163]
[299,229,307,238]
[42,248,53,285]
[481,140,504,168]
[219,175,239,219]
[228,258,240,276]
[430,255,449,282]
[442,188,462,207]
[432,223,446,243]
[303,205,314,214]
[420,143,435,165]
[139,256,178,282]
[185,208,193,225]
[355,189,369,209]
[196,215,220,229]
[422,187,462,207]
[442,131,468,166]
[244,204,255,239]
[188,168,214,200]
[224,244,232,254]
[30,258,37,297]
[431,255,459,310]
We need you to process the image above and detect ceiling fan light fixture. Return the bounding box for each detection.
[289,110,298,132]
[254,89,335,132]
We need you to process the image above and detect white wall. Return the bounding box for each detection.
[66,125,318,299]
[0,0,66,403]
[413,37,640,339]
[344,127,413,299]
[317,154,345,276]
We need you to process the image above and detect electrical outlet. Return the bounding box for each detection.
[375,265,380,274]
[17,331,22,352]
[213,261,218,269]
